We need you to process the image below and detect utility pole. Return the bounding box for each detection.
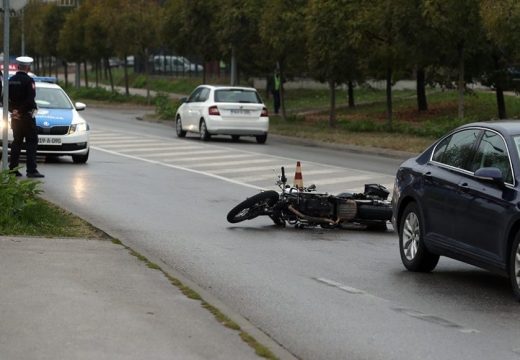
[2,0,11,170]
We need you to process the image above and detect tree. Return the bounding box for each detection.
[215,0,262,85]
[163,0,221,84]
[305,0,362,128]
[423,0,484,119]
[351,0,411,128]
[480,0,520,119]
[58,2,89,85]
[259,0,307,119]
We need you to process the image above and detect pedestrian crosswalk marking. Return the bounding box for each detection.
[90,130,396,193]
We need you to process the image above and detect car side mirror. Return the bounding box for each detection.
[474,167,506,189]
[179,97,188,104]
[75,102,86,111]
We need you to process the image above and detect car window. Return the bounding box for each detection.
[199,88,210,102]
[214,89,261,104]
[35,87,73,109]
[470,130,513,183]
[432,129,481,170]
[188,88,203,102]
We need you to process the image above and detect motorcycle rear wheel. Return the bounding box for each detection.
[227,191,279,224]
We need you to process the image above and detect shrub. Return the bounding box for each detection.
[0,169,42,225]
[155,93,180,120]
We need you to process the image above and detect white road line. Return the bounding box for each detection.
[190,158,276,168]
[211,165,287,175]
[156,153,252,162]
[91,146,263,190]
[312,174,375,186]
[234,168,340,182]
[314,277,479,334]
[120,146,200,153]
[93,139,158,145]
[152,149,230,158]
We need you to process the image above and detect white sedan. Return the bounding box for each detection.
[0,79,90,163]
[175,85,269,144]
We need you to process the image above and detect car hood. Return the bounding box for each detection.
[36,109,74,127]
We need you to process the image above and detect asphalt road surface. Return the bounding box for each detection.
[39,106,520,360]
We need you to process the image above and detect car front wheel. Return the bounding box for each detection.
[509,233,520,301]
[399,202,439,272]
[72,150,89,164]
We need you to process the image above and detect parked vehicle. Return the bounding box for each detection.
[227,165,393,230]
[392,121,520,300]
[175,85,269,143]
[0,77,90,163]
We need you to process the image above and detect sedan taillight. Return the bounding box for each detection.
[209,106,220,116]
[261,107,268,117]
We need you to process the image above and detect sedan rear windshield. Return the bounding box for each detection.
[214,89,262,104]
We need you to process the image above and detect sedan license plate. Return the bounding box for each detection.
[38,136,62,145]
[230,109,251,115]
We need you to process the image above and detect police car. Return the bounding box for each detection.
[0,77,90,163]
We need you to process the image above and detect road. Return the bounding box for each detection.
[39,106,520,360]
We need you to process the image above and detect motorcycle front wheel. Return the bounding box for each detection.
[227,191,279,224]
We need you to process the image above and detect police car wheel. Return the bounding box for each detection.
[72,150,89,164]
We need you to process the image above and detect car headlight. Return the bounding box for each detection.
[69,121,88,134]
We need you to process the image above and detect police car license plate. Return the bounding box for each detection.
[38,136,62,145]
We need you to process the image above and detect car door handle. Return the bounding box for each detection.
[458,182,471,192]
[423,171,432,178]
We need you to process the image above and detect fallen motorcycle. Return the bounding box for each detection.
[226,165,393,230]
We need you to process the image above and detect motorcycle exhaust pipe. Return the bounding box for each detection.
[287,205,339,226]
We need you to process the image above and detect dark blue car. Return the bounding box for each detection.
[392,121,520,300]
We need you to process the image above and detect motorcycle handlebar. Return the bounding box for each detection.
[281,166,287,184]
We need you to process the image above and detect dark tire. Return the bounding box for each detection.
[398,202,439,272]
[357,203,393,221]
[509,233,520,301]
[231,135,240,142]
[200,120,211,141]
[256,134,267,144]
[227,191,279,224]
[72,150,89,164]
[269,215,285,227]
[176,117,186,137]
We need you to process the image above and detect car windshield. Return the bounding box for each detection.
[35,87,73,109]
[214,89,261,104]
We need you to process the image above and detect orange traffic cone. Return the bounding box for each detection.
[294,161,304,189]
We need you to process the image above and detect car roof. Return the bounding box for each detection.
[34,81,61,89]
[459,120,520,136]
[198,84,258,92]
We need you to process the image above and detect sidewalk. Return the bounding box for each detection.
[0,236,268,360]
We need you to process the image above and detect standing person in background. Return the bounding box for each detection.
[268,68,281,115]
[9,56,44,178]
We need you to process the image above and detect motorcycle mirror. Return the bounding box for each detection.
[281,166,287,184]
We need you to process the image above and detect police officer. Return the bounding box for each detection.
[9,56,44,178]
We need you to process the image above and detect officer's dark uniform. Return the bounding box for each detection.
[8,65,42,177]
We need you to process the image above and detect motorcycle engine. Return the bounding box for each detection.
[296,194,333,218]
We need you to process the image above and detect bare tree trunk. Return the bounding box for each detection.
[386,67,393,128]
[63,61,68,87]
[123,54,129,96]
[105,57,114,92]
[329,80,336,128]
[83,61,89,88]
[347,80,355,108]
[457,43,465,119]
[416,67,428,111]
[145,48,150,104]
[496,87,506,119]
